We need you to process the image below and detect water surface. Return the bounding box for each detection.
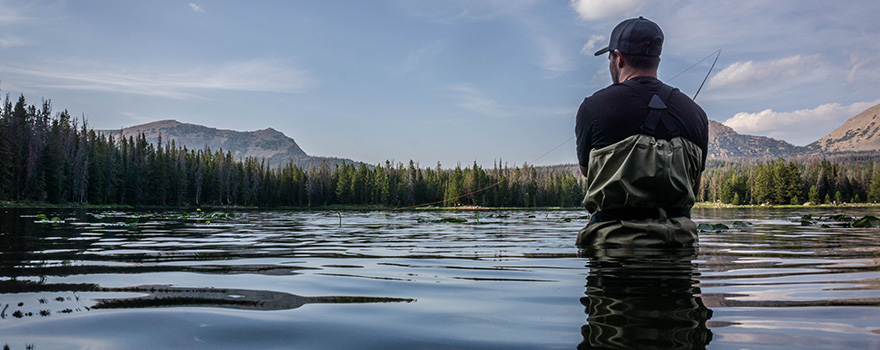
[1,208,878,349]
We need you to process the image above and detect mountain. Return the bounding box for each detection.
[101,101,880,170]
[99,120,359,169]
[807,102,880,153]
[707,120,808,159]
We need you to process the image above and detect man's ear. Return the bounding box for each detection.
[615,52,626,69]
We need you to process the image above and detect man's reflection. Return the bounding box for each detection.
[579,246,713,349]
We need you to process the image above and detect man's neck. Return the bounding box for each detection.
[618,67,658,83]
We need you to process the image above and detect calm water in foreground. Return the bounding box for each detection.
[1,207,879,349]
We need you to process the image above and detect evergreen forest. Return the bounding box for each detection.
[0,95,583,208]
[2,94,880,208]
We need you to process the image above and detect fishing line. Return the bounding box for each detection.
[667,49,722,85]
[367,49,722,214]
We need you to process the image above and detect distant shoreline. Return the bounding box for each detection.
[691,202,880,209]
[3,201,878,211]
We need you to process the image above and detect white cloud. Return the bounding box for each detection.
[847,53,872,85]
[580,35,606,56]
[444,84,511,117]
[0,59,313,99]
[708,54,823,89]
[404,1,577,75]
[570,0,643,21]
[722,99,880,145]
[534,35,574,74]
[443,83,574,119]
[0,2,27,25]
[0,35,25,48]
[188,3,204,13]
[399,0,534,24]
[403,43,443,73]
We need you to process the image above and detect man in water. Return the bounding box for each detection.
[575,17,708,247]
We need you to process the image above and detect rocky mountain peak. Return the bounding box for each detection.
[707,120,808,159]
[98,120,356,169]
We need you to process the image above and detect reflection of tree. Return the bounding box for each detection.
[579,247,713,350]
[1,281,414,320]
[0,210,32,280]
[92,285,414,311]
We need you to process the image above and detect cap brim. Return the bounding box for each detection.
[594,47,610,56]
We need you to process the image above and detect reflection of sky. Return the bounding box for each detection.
[728,319,874,335]
[724,281,880,302]
[710,306,880,349]
[2,208,880,348]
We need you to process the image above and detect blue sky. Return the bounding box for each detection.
[1,1,879,167]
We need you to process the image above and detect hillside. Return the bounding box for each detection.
[807,103,880,153]
[99,120,358,169]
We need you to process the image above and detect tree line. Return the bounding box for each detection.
[700,157,880,205]
[0,94,585,208]
[4,93,880,208]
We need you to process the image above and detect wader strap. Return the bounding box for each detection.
[622,80,679,137]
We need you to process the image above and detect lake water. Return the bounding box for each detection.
[1,207,878,349]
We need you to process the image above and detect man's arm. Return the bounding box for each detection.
[575,99,591,178]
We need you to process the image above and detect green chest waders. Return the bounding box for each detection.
[577,81,703,248]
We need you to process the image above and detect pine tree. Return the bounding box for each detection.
[0,97,13,199]
[868,165,880,203]
[808,185,820,204]
[753,164,771,204]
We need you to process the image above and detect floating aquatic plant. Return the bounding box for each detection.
[437,217,467,223]
[827,214,853,222]
[33,213,64,224]
[793,214,878,227]
[697,223,729,232]
[852,215,880,228]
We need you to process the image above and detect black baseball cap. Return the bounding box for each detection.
[594,16,663,56]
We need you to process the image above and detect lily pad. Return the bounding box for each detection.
[697,223,729,232]
[437,217,467,223]
[827,214,853,222]
[852,215,880,228]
